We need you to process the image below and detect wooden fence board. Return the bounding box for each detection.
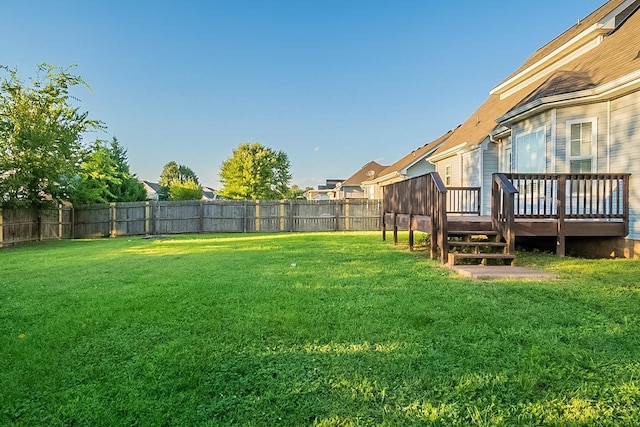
[2,199,382,245]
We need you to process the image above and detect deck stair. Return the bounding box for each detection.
[446,227,515,267]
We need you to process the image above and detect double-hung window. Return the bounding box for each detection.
[444,164,452,186]
[567,119,596,173]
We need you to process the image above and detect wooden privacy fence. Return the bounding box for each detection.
[0,206,73,246]
[0,199,381,246]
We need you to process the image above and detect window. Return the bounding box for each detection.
[515,128,546,173]
[567,119,596,173]
[444,164,452,186]
[502,142,512,172]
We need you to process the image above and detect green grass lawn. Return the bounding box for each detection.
[1,232,640,426]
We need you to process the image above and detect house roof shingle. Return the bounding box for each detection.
[504,2,640,119]
[341,161,387,186]
[430,0,640,159]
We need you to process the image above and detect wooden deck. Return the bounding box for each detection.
[382,172,630,265]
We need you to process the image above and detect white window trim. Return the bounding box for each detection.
[514,126,547,173]
[566,118,597,173]
[444,164,452,187]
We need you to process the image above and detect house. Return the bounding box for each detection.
[306,179,345,200]
[141,180,162,201]
[201,186,219,201]
[362,130,453,199]
[141,180,220,201]
[334,161,387,199]
[424,0,640,213]
[383,0,640,260]
[491,0,640,251]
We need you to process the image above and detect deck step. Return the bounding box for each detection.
[447,230,499,236]
[448,252,515,267]
[448,241,506,247]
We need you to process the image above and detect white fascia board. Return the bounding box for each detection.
[362,171,402,186]
[426,142,467,164]
[399,146,441,174]
[499,35,606,100]
[498,70,640,124]
[491,25,610,98]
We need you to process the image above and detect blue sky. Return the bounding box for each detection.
[4,0,604,189]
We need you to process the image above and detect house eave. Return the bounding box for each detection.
[490,23,611,98]
[426,142,468,164]
[498,70,640,124]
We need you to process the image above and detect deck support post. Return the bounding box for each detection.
[408,215,414,251]
[392,213,398,246]
[557,175,566,257]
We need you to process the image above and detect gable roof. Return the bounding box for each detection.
[371,130,453,180]
[341,161,387,186]
[500,2,640,122]
[427,83,539,160]
[429,0,640,160]
[492,0,635,98]
[141,180,162,193]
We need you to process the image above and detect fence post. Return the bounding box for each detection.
[289,200,295,232]
[0,208,3,247]
[279,200,285,231]
[110,203,117,237]
[345,200,350,231]
[58,204,63,240]
[243,201,247,233]
[255,200,261,232]
[335,200,340,231]
[199,201,205,233]
[145,201,150,235]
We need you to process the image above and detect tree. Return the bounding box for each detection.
[168,179,202,200]
[158,161,201,200]
[285,185,312,200]
[218,142,292,200]
[70,137,146,205]
[0,63,103,208]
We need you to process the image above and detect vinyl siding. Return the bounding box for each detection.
[406,159,435,178]
[482,142,500,216]
[435,155,461,187]
[610,90,640,240]
[556,103,609,173]
[461,150,481,187]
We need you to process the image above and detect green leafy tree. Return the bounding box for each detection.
[158,161,200,200]
[71,141,120,205]
[71,137,147,205]
[219,142,292,200]
[285,185,312,200]
[106,137,146,202]
[168,178,202,201]
[0,63,103,207]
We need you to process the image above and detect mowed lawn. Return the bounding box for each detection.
[1,232,640,426]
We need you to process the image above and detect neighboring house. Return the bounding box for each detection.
[201,186,219,201]
[334,161,387,199]
[306,179,345,200]
[363,130,453,199]
[423,0,640,232]
[141,180,220,201]
[141,180,162,201]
